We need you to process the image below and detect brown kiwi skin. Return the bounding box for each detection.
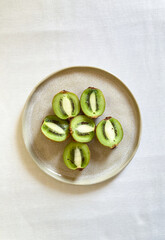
[41,120,70,143]
[104,116,112,120]
[96,116,118,149]
[69,121,73,135]
[88,86,97,90]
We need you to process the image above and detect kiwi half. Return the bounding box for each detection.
[63,142,90,170]
[41,115,69,142]
[80,87,105,118]
[52,90,80,119]
[96,117,123,148]
[70,115,95,143]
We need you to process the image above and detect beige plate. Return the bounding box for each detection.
[22,66,141,185]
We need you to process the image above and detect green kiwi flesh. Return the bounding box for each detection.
[70,115,95,143]
[63,142,90,170]
[96,117,123,148]
[80,87,105,118]
[41,115,69,142]
[52,90,80,119]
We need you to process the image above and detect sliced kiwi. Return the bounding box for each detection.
[70,115,95,143]
[96,117,123,148]
[80,87,105,118]
[52,90,80,119]
[63,142,90,170]
[41,115,70,142]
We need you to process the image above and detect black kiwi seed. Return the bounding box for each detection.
[102,122,108,140]
[70,98,75,113]
[59,98,67,116]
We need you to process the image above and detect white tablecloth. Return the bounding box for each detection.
[1,1,165,239]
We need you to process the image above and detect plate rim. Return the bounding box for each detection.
[22,66,142,185]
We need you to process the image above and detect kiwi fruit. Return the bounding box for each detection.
[70,115,95,143]
[41,115,70,142]
[80,87,105,118]
[41,87,124,172]
[52,90,80,119]
[96,117,123,148]
[63,142,90,170]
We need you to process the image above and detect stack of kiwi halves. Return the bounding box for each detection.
[41,88,123,171]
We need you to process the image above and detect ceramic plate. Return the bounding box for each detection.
[22,66,141,185]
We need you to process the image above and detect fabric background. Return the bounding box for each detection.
[0,0,165,239]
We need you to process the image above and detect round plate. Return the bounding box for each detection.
[22,66,141,185]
